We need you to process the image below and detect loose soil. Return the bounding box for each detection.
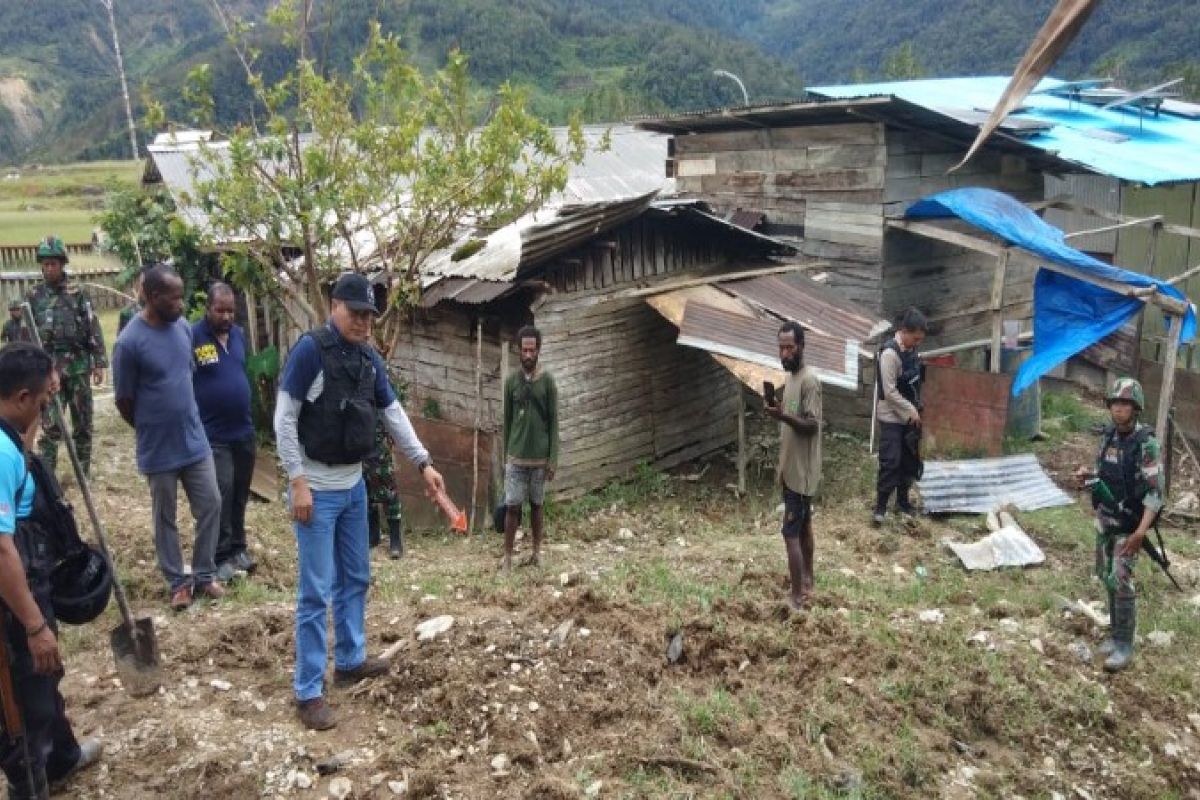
[49,398,1200,799]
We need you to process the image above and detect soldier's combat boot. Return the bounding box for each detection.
[1104,597,1136,673]
[1097,591,1117,656]
[368,508,381,549]
[388,518,403,560]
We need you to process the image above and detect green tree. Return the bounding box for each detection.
[96,183,208,307]
[153,0,585,356]
[881,41,926,81]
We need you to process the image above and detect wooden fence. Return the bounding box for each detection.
[0,265,128,312]
[0,243,97,270]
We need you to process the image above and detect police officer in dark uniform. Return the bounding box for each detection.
[873,307,927,525]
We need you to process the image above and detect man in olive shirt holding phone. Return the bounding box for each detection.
[765,320,822,611]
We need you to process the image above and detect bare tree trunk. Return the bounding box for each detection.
[99,0,139,160]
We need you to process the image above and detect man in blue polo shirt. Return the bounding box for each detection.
[275,273,445,731]
[192,283,257,583]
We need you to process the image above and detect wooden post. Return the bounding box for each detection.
[495,335,510,507]
[989,249,1010,374]
[470,317,483,533]
[1154,313,1183,500]
[736,391,747,495]
[1133,223,1161,371]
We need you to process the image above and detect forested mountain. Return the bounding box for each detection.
[1,0,1197,164]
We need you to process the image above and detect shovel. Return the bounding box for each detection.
[22,304,162,696]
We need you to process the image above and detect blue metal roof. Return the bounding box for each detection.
[808,76,1200,186]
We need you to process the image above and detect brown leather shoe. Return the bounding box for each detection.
[332,656,390,688]
[196,581,227,600]
[296,697,337,731]
[170,585,193,611]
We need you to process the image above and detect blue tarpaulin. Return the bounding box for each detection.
[905,188,1196,395]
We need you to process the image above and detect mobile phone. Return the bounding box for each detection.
[763,381,777,405]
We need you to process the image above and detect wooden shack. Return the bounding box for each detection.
[638,76,1200,358]
[396,199,800,505]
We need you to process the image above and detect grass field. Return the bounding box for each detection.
[0,160,142,245]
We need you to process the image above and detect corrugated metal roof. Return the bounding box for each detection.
[808,77,1200,186]
[918,453,1074,514]
[677,300,860,389]
[720,272,889,343]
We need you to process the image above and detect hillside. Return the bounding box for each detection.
[1,0,1198,165]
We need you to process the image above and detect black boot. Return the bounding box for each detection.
[872,490,890,526]
[8,765,49,800]
[388,518,403,559]
[1097,590,1117,656]
[896,486,915,515]
[368,507,381,549]
[1104,597,1136,672]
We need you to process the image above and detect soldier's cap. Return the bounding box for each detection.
[331,273,378,314]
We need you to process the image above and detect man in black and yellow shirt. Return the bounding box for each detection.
[501,325,559,571]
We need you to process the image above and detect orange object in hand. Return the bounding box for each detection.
[427,487,468,534]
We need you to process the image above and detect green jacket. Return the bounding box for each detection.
[503,369,559,468]
[26,280,108,374]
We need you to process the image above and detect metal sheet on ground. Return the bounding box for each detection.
[919,453,1073,513]
[944,526,1047,570]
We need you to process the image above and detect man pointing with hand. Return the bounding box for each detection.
[274,273,445,731]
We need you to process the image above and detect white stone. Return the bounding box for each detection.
[585,780,603,797]
[415,615,454,641]
[328,777,352,799]
[618,527,634,539]
[918,609,945,624]
[295,772,313,790]
[210,679,233,691]
[1165,742,1183,758]
[388,780,408,795]
[1030,638,1045,654]
[491,753,511,774]
[528,701,540,712]
[1147,630,1175,648]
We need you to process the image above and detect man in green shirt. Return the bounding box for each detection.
[501,326,559,571]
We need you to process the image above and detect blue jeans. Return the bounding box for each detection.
[293,479,370,701]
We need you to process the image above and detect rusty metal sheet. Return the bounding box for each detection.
[676,301,859,389]
[720,273,889,343]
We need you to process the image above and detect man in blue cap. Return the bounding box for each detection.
[275,273,445,731]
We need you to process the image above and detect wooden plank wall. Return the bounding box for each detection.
[536,288,739,499]
[882,233,1039,349]
[389,312,510,433]
[881,131,1044,347]
[544,213,728,293]
[671,122,888,310]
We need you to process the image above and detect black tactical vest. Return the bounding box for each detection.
[297,327,378,465]
[877,338,922,410]
[1095,424,1153,529]
[0,422,84,594]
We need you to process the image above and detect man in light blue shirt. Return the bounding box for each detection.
[0,343,101,797]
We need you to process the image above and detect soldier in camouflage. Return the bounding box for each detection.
[364,418,404,559]
[1,301,29,344]
[1078,377,1163,673]
[25,236,108,476]
[363,360,403,558]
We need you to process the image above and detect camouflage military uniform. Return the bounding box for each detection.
[27,280,108,475]
[117,301,142,337]
[1,317,28,344]
[1089,377,1162,673]
[1093,422,1163,600]
[363,365,404,556]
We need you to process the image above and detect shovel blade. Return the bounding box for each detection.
[110,617,162,697]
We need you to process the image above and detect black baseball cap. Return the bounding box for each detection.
[331,273,378,313]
